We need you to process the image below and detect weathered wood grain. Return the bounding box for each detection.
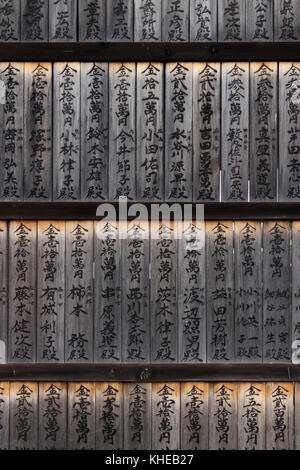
[234,221,263,362]
[81,62,108,201]
[209,382,237,450]
[79,0,106,41]
[0,0,20,41]
[39,382,67,450]
[96,382,123,450]
[37,221,65,362]
[246,0,273,41]
[65,221,94,362]
[49,0,77,41]
[68,382,95,450]
[181,382,208,450]
[162,0,189,42]
[218,0,246,41]
[106,0,133,41]
[274,0,300,41]
[9,382,38,450]
[190,0,217,42]
[295,382,300,449]
[24,62,52,201]
[134,0,162,41]
[0,382,9,449]
[0,223,7,363]
[238,382,265,450]
[152,382,180,450]
[21,0,49,41]
[124,383,151,450]
[136,62,164,201]
[266,382,294,450]
[292,222,300,362]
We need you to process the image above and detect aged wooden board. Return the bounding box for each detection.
[94,220,121,362]
[106,0,133,41]
[279,63,300,201]
[190,0,217,42]
[81,62,108,201]
[109,62,136,200]
[124,383,151,450]
[96,382,123,450]
[0,382,9,449]
[122,221,150,362]
[209,382,237,450]
[79,0,106,41]
[152,383,180,450]
[0,222,7,363]
[266,382,294,450]
[49,0,77,41]
[238,383,265,450]
[263,221,291,362]
[206,221,234,362]
[65,221,94,362]
[8,221,37,362]
[218,0,246,41]
[53,62,80,201]
[134,0,162,42]
[136,62,164,201]
[246,0,273,41]
[9,382,38,450]
[274,0,300,41]
[295,382,300,449]
[181,382,209,450]
[193,62,220,202]
[37,221,65,362]
[68,382,95,450]
[292,222,300,361]
[162,0,189,42]
[165,62,193,201]
[178,220,206,363]
[222,62,249,202]
[0,62,24,201]
[0,0,20,41]
[21,0,49,41]
[39,382,67,450]
[234,221,263,362]
[151,221,177,363]
[24,62,52,201]
[250,62,277,201]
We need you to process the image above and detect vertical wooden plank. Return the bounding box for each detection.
[193,62,220,202]
[21,0,49,41]
[123,383,151,450]
[295,383,300,449]
[65,222,93,362]
[96,382,123,450]
[109,63,136,200]
[0,222,7,363]
[165,62,193,201]
[263,221,291,362]
[266,382,294,450]
[246,0,273,41]
[274,0,300,41]
[53,62,80,201]
[8,221,36,363]
[222,63,249,202]
[49,0,77,41]
[94,220,121,362]
[162,0,189,42]
[0,382,9,449]
[206,221,234,362]
[106,0,133,41]
[81,62,108,201]
[151,222,177,363]
[250,62,277,201]
[181,382,209,450]
[279,63,300,201]
[152,383,180,450]
[39,382,67,450]
[209,383,237,450]
[0,0,20,41]
[68,382,95,450]
[0,62,23,201]
[190,0,217,42]
[79,0,106,41]
[137,62,164,201]
[134,0,162,41]
[292,222,300,356]
[9,382,38,450]
[234,221,263,362]
[24,62,52,201]
[218,0,246,41]
[122,221,150,362]
[178,221,206,363]
[238,383,265,450]
[37,221,65,362]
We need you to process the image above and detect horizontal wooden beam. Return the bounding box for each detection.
[0,42,300,62]
[0,363,299,382]
[0,202,300,220]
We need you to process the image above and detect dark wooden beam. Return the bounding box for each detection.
[0,363,299,382]
[0,42,299,62]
